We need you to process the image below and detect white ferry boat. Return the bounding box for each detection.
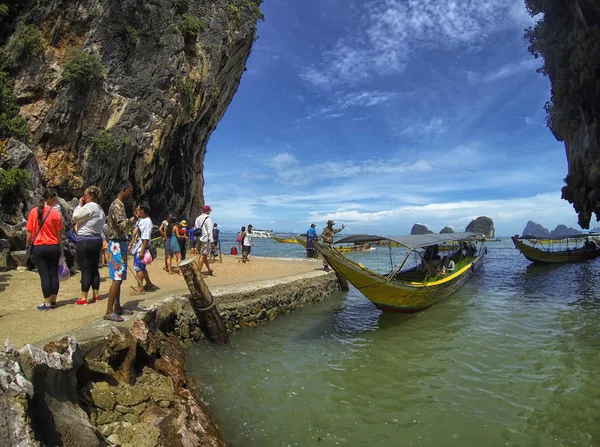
[251,229,274,238]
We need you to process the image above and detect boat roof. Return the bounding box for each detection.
[517,233,600,241]
[335,232,483,250]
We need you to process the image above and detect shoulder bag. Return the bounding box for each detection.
[26,207,52,270]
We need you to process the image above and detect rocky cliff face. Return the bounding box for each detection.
[410,224,433,235]
[1,0,261,220]
[522,220,549,238]
[465,216,495,238]
[522,221,581,238]
[524,0,600,228]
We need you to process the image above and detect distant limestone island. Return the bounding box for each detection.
[410,216,495,238]
[521,221,587,238]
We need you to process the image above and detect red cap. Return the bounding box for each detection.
[203,205,212,213]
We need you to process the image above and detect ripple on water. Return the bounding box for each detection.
[186,242,600,446]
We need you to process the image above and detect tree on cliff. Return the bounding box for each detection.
[524,0,600,228]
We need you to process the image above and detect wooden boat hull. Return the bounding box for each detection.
[296,235,373,253]
[315,242,486,313]
[272,236,299,243]
[296,234,307,247]
[511,236,600,264]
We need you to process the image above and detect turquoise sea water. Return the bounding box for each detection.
[187,237,600,446]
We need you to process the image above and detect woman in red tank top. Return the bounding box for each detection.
[25,189,64,310]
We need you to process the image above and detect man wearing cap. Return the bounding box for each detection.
[306,223,318,258]
[194,205,214,275]
[321,219,345,271]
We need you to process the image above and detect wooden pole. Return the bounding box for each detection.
[179,258,229,344]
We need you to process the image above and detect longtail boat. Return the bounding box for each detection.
[296,234,307,247]
[315,232,486,313]
[272,236,299,243]
[511,234,600,264]
[295,234,374,252]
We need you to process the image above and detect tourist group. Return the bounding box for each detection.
[24,180,218,322]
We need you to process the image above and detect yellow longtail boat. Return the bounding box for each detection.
[314,232,486,313]
[511,234,600,264]
[272,236,299,243]
[296,234,307,247]
[295,234,374,252]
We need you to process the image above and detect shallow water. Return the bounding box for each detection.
[187,238,600,446]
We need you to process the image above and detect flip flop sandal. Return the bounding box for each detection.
[129,289,145,296]
[116,308,134,316]
[37,303,53,311]
[144,285,159,291]
[103,313,123,322]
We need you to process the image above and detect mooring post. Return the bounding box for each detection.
[179,258,229,344]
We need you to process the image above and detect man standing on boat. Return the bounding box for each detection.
[306,223,318,258]
[321,219,344,271]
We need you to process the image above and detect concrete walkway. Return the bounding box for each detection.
[0,253,326,347]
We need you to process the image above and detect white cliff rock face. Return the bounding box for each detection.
[0,343,38,447]
[2,0,261,221]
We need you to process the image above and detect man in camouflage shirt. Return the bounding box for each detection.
[321,219,344,271]
[105,180,136,322]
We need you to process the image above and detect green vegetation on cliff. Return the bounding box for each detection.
[0,167,30,213]
[62,50,106,89]
[0,69,29,141]
[524,0,600,228]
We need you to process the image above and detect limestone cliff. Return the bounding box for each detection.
[410,224,433,235]
[439,226,454,234]
[465,216,495,238]
[524,0,600,228]
[522,220,549,238]
[0,0,262,220]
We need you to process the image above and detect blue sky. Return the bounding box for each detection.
[204,0,578,236]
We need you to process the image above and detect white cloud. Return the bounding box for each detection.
[402,117,447,136]
[301,0,532,88]
[466,59,541,84]
[299,91,397,121]
[525,116,533,125]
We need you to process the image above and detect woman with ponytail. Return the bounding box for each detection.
[25,189,64,310]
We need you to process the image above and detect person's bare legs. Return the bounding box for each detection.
[106,280,121,316]
[199,254,212,273]
[174,252,182,275]
[92,289,99,301]
[166,253,173,274]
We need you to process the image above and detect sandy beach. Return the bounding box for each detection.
[0,253,324,347]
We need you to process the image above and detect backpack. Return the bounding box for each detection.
[193,216,209,238]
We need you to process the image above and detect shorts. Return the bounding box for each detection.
[107,240,128,281]
[197,240,210,256]
[133,253,147,272]
[242,245,251,255]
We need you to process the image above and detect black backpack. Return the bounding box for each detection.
[193,216,208,238]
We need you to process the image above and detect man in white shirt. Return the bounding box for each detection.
[194,205,214,275]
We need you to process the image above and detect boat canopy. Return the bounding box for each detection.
[517,233,600,241]
[334,232,483,250]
